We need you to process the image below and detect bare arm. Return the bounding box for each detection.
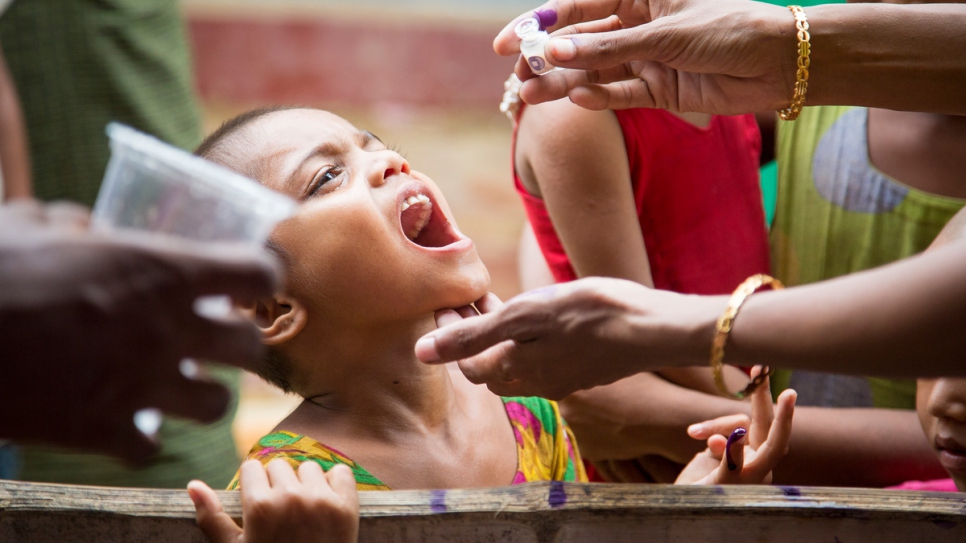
[729,240,966,377]
[494,1,966,115]
[420,236,966,397]
[565,372,943,486]
[0,47,31,200]
[775,407,945,487]
[517,100,743,395]
[516,99,651,284]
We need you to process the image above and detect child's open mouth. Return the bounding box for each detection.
[398,188,463,249]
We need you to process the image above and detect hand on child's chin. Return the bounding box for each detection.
[433,293,504,328]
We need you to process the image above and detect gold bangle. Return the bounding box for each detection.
[777,5,810,121]
[711,274,785,398]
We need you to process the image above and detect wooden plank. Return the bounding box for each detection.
[1,480,964,542]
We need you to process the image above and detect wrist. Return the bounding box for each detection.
[752,2,802,111]
[627,289,727,371]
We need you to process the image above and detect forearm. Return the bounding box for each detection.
[807,4,966,114]
[562,373,748,464]
[0,50,32,200]
[724,241,966,377]
[775,407,945,487]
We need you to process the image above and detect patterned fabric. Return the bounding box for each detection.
[771,106,965,408]
[229,396,587,490]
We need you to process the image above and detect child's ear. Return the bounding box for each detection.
[240,294,307,346]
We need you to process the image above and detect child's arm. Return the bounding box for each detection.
[0,47,31,201]
[676,369,797,485]
[515,99,746,395]
[188,459,359,543]
[515,98,650,284]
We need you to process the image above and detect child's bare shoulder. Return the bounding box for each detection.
[519,99,620,147]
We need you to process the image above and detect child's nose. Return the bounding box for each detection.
[369,152,411,187]
[928,378,966,422]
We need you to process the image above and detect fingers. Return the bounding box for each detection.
[551,15,624,39]
[141,374,231,424]
[687,414,752,441]
[748,367,774,448]
[105,421,162,466]
[178,244,280,300]
[517,61,636,105]
[494,0,628,56]
[266,457,301,491]
[712,428,747,485]
[434,309,462,329]
[113,234,280,301]
[325,464,360,506]
[758,389,797,459]
[188,480,242,543]
[415,310,507,364]
[431,293,502,331]
[454,305,479,319]
[45,201,91,230]
[474,292,504,314]
[184,315,264,371]
[240,458,271,495]
[455,340,520,385]
[742,389,797,482]
[297,459,328,487]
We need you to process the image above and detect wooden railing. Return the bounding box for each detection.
[2,480,964,542]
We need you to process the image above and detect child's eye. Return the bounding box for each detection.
[307,167,343,197]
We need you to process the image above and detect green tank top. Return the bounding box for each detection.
[771,106,965,408]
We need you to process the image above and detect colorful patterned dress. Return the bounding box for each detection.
[228,396,587,490]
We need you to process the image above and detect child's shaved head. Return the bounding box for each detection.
[196,105,300,180]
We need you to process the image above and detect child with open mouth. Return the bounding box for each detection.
[194,106,587,490]
[187,107,793,494]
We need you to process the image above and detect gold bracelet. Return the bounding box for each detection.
[777,5,810,121]
[711,274,785,398]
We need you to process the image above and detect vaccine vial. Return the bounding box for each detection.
[515,18,554,75]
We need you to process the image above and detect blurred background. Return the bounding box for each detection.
[183,0,534,457]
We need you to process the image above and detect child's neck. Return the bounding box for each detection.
[287,314,464,440]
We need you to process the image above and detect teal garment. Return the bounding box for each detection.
[1,0,242,488]
[0,444,18,479]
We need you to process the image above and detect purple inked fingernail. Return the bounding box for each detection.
[534,8,557,30]
[726,427,747,471]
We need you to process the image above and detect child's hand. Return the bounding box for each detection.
[675,368,797,485]
[187,459,359,543]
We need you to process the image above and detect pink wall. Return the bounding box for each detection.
[188,17,517,108]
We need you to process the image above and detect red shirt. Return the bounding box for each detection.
[514,108,769,294]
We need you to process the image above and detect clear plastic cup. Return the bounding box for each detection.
[93,123,296,244]
[92,124,296,436]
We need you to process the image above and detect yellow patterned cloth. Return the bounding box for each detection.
[229,396,587,490]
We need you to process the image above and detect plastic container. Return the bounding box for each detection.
[93,123,295,244]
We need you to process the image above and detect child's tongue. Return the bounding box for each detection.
[401,194,432,241]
